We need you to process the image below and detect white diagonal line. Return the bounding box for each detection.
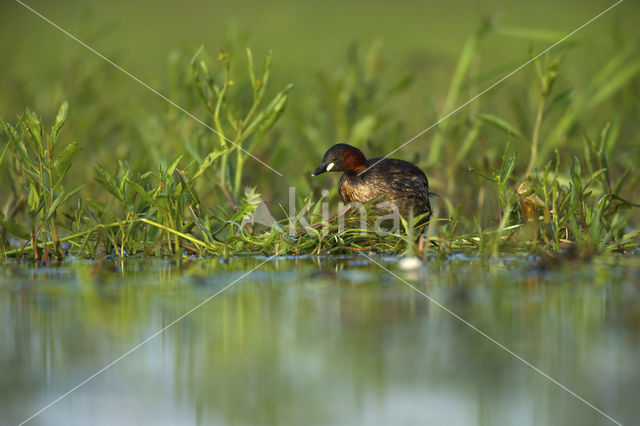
[14,0,284,177]
[359,0,624,176]
[18,255,276,426]
[360,253,622,426]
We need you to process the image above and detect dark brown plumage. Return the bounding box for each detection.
[311,144,431,220]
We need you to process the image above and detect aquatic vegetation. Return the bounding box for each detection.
[0,35,638,260]
[0,102,83,258]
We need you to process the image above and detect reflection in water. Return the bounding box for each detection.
[1,256,639,425]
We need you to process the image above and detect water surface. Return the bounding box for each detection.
[1,256,639,425]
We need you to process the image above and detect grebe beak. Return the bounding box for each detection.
[311,163,328,176]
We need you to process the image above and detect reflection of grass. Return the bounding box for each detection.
[3,257,639,424]
[1,24,639,259]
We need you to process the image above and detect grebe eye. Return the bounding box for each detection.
[326,162,335,171]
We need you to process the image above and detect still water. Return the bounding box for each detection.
[1,255,639,426]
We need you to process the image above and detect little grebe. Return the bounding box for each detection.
[311,143,431,220]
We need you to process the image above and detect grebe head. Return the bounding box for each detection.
[311,143,367,176]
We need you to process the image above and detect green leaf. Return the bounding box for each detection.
[191,147,226,180]
[95,164,123,201]
[116,159,131,182]
[116,160,131,196]
[2,120,33,168]
[179,173,200,206]
[27,181,41,212]
[140,171,153,180]
[613,166,631,196]
[243,84,293,144]
[544,88,573,118]
[125,178,157,207]
[601,114,620,158]
[52,141,82,187]
[0,141,9,168]
[246,47,257,94]
[571,156,583,195]
[258,49,273,100]
[24,107,43,149]
[586,168,607,187]
[51,101,69,147]
[86,199,106,216]
[477,113,529,144]
[232,187,261,223]
[190,46,216,116]
[599,151,611,193]
[43,184,85,223]
[571,155,581,178]
[499,152,518,184]
[0,212,30,239]
[63,184,85,201]
[167,154,183,176]
[468,166,497,182]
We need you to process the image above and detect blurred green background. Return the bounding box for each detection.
[1,0,639,224]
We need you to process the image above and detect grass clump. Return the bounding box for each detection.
[1,31,639,261]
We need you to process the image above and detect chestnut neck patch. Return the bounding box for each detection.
[342,148,367,174]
